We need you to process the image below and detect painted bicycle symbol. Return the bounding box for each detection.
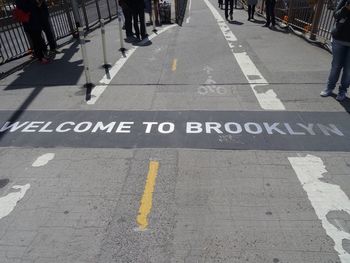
[197,76,227,95]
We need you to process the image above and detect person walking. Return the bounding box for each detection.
[225,0,233,20]
[247,0,257,20]
[37,0,57,54]
[131,0,147,40]
[320,0,350,101]
[263,0,276,27]
[15,0,49,63]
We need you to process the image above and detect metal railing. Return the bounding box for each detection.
[244,0,335,45]
[0,0,118,65]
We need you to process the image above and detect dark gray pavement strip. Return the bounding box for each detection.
[0,110,349,151]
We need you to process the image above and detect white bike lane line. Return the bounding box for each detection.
[203,0,285,111]
[87,24,177,105]
[289,154,350,263]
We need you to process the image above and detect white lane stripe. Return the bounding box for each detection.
[203,0,285,110]
[234,53,285,110]
[32,153,55,167]
[186,0,192,23]
[87,24,177,105]
[0,184,30,220]
[289,154,350,263]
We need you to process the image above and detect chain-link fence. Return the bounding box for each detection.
[0,0,118,65]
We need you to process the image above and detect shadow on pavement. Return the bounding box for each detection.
[0,40,85,142]
[229,20,244,25]
[251,19,266,24]
[5,41,83,88]
[337,98,350,113]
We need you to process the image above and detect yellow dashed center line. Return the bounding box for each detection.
[136,160,159,230]
[172,59,177,72]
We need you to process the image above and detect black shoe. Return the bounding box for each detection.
[230,14,233,20]
[262,24,269,27]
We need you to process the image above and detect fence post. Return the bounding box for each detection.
[95,0,102,20]
[100,19,111,68]
[81,0,90,30]
[310,0,325,40]
[116,2,126,52]
[78,27,94,88]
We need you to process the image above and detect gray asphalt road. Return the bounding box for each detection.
[0,0,348,262]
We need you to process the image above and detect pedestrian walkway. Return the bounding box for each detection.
[0,0,349,262]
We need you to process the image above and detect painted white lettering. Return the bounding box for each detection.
[56,122,75,132]
[297,123,316,135]
[205,122,223,134]
[263,122,286,135]
[39,122,53,133]
[143,122,158,133]
[317,124,344,136]
[284,123,305,135]
[224,122,242,134]
[74,122,93,133]
[0,121,29,132]
[92,122,116,133]
[186,122,202,133]
[116,122,134,133]
[244,122,263,134]
[22,121,45,132]
[158,122,174,134]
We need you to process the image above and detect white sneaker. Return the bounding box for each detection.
[320,89,333,97]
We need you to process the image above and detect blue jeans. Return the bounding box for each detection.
[327,40,350,92]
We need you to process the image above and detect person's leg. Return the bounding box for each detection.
[339,46,350,94]
[252,5,255,19]
[133,12,140,39]
[265,0,271,26]
[123,8,133,37]
[229,0,233,17]
[42,18,56,50]
[225,0,229,19]
[153,0,160,25]
[322,41,347,96]
[271,0,276,26]
[29,30,46,61]
[138,7,147,38]
[248,5,251,20]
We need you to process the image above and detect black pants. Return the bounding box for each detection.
[248,5,255,19]
[265,0,276,26]
[26,30,46,59]
[133,6,146,39]
[41,17,56,50]
[225,0,233,19]
[122,7,133,37]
